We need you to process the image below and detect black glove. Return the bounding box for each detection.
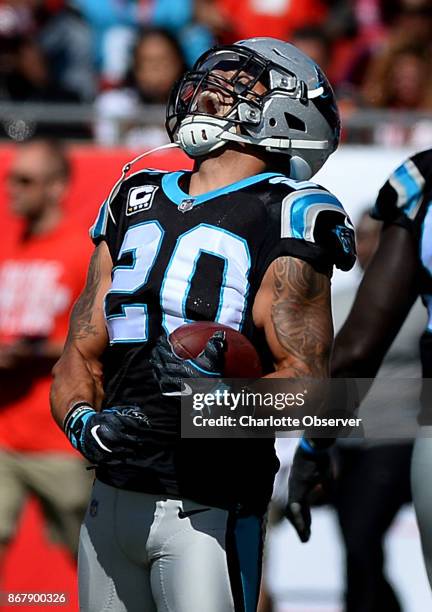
[285,438,333,543]
[150,331,226,396]
[64,403,150,464]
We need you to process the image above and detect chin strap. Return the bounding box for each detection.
[176,114,328,181]
[106,142,180,225]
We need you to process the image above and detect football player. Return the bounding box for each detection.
[50,38,355,612]
[288,148,432,590]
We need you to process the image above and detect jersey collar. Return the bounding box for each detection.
[161,171,281,207]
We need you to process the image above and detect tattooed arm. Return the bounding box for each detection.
[253,256,333,378]
[50,242,113,427]
[254,257,334,543]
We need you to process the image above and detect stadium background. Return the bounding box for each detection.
[1,0,432,610]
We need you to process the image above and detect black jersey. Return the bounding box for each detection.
[372,148,432,424]
[90,168,355,512]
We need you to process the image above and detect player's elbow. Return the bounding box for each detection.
[275,347,331,378]
[50,358,66,423]
[51,352,67,386]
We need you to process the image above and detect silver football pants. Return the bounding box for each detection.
[411,430,432,589]
[78,479,264,612]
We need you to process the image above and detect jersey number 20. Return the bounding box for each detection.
[105,221,251,343]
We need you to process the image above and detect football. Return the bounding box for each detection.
[169,321,262,378]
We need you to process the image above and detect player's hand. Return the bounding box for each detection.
[285,439,332,543]
[150,331,226,396]
[63,403,150,464]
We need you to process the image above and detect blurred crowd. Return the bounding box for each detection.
[1,0,432,146]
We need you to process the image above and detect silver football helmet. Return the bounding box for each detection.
[166,37,340,180]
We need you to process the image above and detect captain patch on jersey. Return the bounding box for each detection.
[126,185,159,216]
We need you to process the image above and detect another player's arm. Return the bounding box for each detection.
[0,340,64,372]
[253,256,333,379]
[50,242,112,428]
[332,225,419,380]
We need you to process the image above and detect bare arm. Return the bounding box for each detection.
[253,256,333,378]
[332,225,419,378]
[50,241,112,428]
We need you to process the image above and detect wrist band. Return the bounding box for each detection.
[63,401,94,432]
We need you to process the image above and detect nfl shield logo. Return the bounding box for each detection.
[178,198,195,213]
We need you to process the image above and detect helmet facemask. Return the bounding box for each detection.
[166,48,271,156]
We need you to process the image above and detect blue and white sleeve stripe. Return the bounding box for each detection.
[89,200,109,242]
[389,159,425,220]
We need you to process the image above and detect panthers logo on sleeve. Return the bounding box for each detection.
[268,179,356,273]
